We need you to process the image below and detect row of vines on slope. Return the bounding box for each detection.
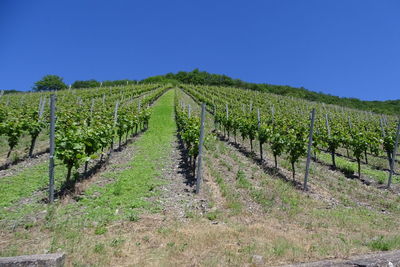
[174,89,201,176]
[0,84,160,164]
[180,84,399,187]
[0,85,171,195]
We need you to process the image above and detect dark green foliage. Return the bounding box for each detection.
[1,90,21,94]
[140,75,180,85]
[143,69,400,115]
[72,79,100,88]
[71,79,137,88]
[33,75,67,91]
[102,79,137,87]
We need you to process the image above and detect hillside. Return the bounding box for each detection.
[4,70,399,115]
[141,69,400,115]
[1,86,399,266]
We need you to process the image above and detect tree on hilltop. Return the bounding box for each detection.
[33,75,67,91]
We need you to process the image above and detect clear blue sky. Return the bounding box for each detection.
[1,0,399,101]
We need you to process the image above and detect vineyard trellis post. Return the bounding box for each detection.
[304,108,316,191]
[111,101,119,150]
[38,96,43,115]
[225,104,229,138]
[325,114,331,136]
[90,98,95,116]
[387,120,400,188]
[271,105,275,123]
[213,104,217,130]
[49,94,56,203]
[348,116,352,129]
[195,103,206,194]
[257,108,263,161]
[380,118,386,137]
[347,116,352,157]
[325,113,336,167]
[39,97,46,119]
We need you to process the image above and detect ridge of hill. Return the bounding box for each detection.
[141,69,400,115]
[3,69,399,115]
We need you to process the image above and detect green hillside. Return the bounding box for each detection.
[141,69,400,115]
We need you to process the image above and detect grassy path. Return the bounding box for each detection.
[69,89,177,223]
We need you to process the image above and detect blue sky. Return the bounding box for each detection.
[0,0,399,100]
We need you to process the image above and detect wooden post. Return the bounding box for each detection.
[383,116,388,126]
[257,108,263,161]
[38,96,43,115]
[304,109,316,191]
[90,98,95,116]
[213,104,217,130]
[388,120,400,188]
[225,104,229,138]
[111,101,119,150]
[271,105,275,123]
[48,94,56,203]
[325,114,331,137]
[348,116,352,129]
[195,103,206,194]
[114,101,119,124]
[380,118,386,137]
[39,97,46,119]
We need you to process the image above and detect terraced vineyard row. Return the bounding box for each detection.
[180,84,400,188]
[0,85,170,194]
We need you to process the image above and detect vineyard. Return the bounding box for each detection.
[0,84,167,183]
[180,84,400,186]
[0,85,400,266]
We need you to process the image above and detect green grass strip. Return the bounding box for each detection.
[67,89,177,223]
[0,161,67,210]
[317,152,399,184]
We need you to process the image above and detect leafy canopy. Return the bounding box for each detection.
[33,75,67,91]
